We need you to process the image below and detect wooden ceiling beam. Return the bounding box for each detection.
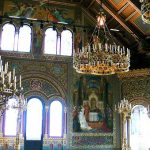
[125,11,137,21]
[87,0,96,9]
[95,0,140,40]
[107,17,115,25]
[127,0,141,14]
[46,0,78,7]
[81,7,96,24]
[80,0,84,4]
[117,2,129,14]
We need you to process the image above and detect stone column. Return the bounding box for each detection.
[44,105,49,139]
[0,115,3,137]
[20,111,24,138]
[63,107,67,148]
[64,107,67,137]
[122,114,127,150]
[127,116,131,150]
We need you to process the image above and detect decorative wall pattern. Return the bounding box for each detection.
[0,137,24,150]
[23,78,59,98]
[0,56,69,150]
[118,69,150,100]
[121,77,150,100]
[72,135,113,146]
[6,57,69,94]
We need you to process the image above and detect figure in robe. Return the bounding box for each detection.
[79,106,92,130]
[72,106,81,132]
[83,101,90,121]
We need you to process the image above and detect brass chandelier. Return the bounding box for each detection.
[115,98,132,150]
[140,0,150,24]
[0,55,25,115]
[0,55,27,150]
[0,56,16,115]
[73,9,130,75]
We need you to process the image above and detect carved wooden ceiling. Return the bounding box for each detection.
[45,0,150,69]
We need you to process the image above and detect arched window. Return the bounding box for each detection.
[1,23,32,52]
[18,25,31,52]
[1,23,16,51]
[61,30,72,56]
[4,98,18,136]
[44,28,72,56]
[26,97,43,140]
[130,105,150,150]
[49,100,63,137]
[44,28,57,54]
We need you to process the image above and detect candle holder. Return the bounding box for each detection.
[115,98,132,150]
[0,55,26,150]
[0,55,23,116]
[12,87,27,150]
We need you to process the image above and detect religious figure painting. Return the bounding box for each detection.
[3,0,74,24]
[73,75,113,133]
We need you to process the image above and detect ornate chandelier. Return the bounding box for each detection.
[0,55,27,150]
[0,55,25,116]
[140,0,150,24]
[73,9,130,75]
[115,98,132,150]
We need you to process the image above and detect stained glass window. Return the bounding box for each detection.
[26,98,43,140]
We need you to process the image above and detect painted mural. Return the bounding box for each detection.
[3,0,74,24]
[73,75,113,133]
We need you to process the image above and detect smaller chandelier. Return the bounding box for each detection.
[73,9,130,75]
[115,98,132,114]
[115,98,132,150]
[140,0,150,24]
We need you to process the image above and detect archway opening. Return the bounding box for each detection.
[130,105,150,150]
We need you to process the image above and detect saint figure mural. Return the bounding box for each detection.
[79,106,92,130]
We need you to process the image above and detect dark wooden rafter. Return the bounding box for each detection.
[87,0,96,9]
[107,17,114,24]
[107,2,129,25]
[46,0,78,7]
[95,0,140,40]
[80,0,84,4]
[81,7,96,24]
